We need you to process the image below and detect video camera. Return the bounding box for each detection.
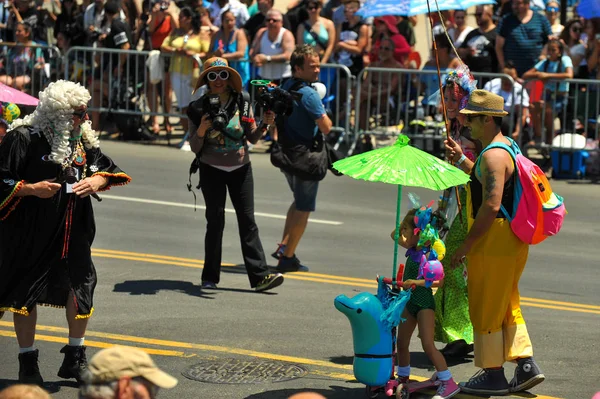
[256,86,296,116]
[187,94,229,131]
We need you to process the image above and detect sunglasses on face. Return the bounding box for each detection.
[380,46,393,51]
[546,6,559,12]
[307,3,319,9]
[267,18,281,22]
[73,109,87,119]
[466,114,484,122]
[207,70,229,81]
[474,13,483,17]
[571,27,581,33]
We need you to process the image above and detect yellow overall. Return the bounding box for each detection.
[467,166,533,368]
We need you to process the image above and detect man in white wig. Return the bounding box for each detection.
[0,80,131,385]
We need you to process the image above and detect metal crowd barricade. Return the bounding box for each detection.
[0,42,62,97]
[521,78,600,150]
[349,67,517,156]
[63,46,202,141]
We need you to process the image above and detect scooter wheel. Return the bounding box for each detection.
[396,384,409,399]
[365,386,379,398]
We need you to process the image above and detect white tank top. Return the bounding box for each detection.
[258,28,292,80]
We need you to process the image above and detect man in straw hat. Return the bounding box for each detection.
[78,346,178,398]
[446,90,544,395]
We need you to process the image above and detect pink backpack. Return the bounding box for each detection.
[478,138,566,245]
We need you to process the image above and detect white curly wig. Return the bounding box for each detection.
[10,80,100,164]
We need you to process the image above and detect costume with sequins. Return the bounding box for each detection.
[0,125,131,318]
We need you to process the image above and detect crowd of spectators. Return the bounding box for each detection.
[0,0,598,146]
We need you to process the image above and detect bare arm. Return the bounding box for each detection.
[335,24,368,55]
[321,19,336,64]
[271,29,294,62]
[296,23,305,46]
[316,114,333,135]
[495,35,505,71]
[521,66,540,80]
[587,41,599,72]
[463,149,509,248]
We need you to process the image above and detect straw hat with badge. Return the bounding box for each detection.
[194,57,243,94]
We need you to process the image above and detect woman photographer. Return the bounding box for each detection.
[189,57,284,293]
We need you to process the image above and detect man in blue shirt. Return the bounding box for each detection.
[272,45,332,272]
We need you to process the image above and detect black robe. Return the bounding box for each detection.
[0,126,131,318]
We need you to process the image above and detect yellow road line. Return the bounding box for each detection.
[520,301,600,315]
[92,249,600,313]
[0,325,562,399]
[0,330,188,357]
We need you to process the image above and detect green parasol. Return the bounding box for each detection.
[332,135,470,283]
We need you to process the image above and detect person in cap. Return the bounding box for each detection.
[188,57,284,292]
[446,90,544,395]
[79,346,177,399]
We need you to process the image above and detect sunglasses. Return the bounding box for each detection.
[207,70,229,81]
[380,46,393,51]
[466,114,484,122]
[73,109,87,119]
[266,18,281,22]
[546,6,559,12]
[307,3,319,9]
[474,12,483,17]
[571,27,581,33]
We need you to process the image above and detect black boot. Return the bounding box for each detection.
[18,349,44,385]
[57,345,88,382]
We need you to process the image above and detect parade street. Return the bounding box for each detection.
[0,140,598,399]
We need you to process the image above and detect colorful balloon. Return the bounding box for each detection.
[3,103,20,123]
[334,292,392,387]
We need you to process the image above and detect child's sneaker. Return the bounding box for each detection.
[459,368,510,395]
[432,378,460,399]
[271,243,286,260]
[509,357,545,393]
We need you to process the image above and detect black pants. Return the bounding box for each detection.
[199,162,269,287]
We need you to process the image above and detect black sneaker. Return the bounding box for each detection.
[277,255,309,273]
[255,273,284,292]
[57,345,88,382]
[509,357,545,393]
[18,349,44,386]
[459,368,510,395]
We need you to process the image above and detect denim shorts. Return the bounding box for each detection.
[284,171,319,212]
[544,91,568,112]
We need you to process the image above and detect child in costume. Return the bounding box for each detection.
[391,203,460,399]
[433,66,478,358]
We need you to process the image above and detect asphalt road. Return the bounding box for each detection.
[1,141,599,399]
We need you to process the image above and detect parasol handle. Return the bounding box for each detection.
[392,185,403,284]
[426,0,450,141]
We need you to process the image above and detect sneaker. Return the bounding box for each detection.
[277,255,309,273]
[180,141,191,152]
[509,357,545,393]
[433,378,460,399]
[459,368,510,395]
[57,345,88,382]
[201,281,217,289]
[18,349,44,386]
[255,273,284,292]
[271,243,286,260]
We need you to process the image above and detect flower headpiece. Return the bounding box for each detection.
[445,64,477,110]
[427,64,477,110]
